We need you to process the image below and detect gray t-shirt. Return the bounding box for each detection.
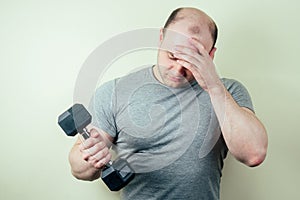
[89,66,253,200]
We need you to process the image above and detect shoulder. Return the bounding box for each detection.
[114,65,154,91]
[95,65,153,97]
[221,78,249,94]
[221,78,244,88]
[117,65,152,84]
[95,79,116,97]
[221,78,254,111]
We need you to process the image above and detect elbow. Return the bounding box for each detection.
[244,146,267,167]
[71,169,100,181]
[245,127,268,167]
[71,170,87,181]
[71,169,86,181]
[245,153,266,167]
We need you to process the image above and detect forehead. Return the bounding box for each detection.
[188,25,201,34]
[163,20,212,51]
[170,17,210,37]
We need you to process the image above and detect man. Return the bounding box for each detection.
[68,7,268,200]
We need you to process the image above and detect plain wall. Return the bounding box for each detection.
[0,0,299,199]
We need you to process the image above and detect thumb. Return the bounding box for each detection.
[89,128,101,138]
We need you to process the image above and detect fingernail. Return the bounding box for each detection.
[177,60,183,64]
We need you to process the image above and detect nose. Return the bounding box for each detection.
[171,62,186,77]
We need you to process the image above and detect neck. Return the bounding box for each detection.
[152,65,164,84]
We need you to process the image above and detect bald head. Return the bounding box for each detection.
[163,7,218,49]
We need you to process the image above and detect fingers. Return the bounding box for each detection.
[82,143,112,168]
[79,128,112,168]
[176,59,195,73]
[87,145,112,169]
[81,141,107,160]
[93,152,112,169]
[173,38,217,92]
[188,38,207,55]
[176,59,205,84]
[173,38,214,71]
[173,51,202,75]
[174,45,198,57]
[89,127,101,138]
[175,38,207,56]
[173,46,203,68]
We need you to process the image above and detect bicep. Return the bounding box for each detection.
[241,107,254,114]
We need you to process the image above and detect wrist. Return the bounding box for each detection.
[207,80,225,96]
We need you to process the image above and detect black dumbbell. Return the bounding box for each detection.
[58,103,135,191]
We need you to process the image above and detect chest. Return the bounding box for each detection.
[111,84,221,173]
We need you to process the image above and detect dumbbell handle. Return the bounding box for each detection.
[81,128,90,140]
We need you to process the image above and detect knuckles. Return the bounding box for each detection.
[82,142,110,163]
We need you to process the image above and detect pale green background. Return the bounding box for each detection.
[0,0,299,199]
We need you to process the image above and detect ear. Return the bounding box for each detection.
[159,28,164,42]
[209,47,217,60]
[158,28,165,48]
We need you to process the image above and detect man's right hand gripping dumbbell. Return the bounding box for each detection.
[58,104,135,191]
[71,126,113,180]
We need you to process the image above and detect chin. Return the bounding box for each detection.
[168,81,189,88]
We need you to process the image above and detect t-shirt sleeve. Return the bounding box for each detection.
[223,79,254,112]
[88,80,117,138]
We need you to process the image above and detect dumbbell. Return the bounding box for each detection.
[57,103,135,191]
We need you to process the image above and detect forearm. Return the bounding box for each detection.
[68,139,101,181]
[208,85,268,167]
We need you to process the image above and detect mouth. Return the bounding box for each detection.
[169,75,185,83]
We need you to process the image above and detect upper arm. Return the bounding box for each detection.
[241,107,255,114]
[224,79,254,112]
[89,80,118,139]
